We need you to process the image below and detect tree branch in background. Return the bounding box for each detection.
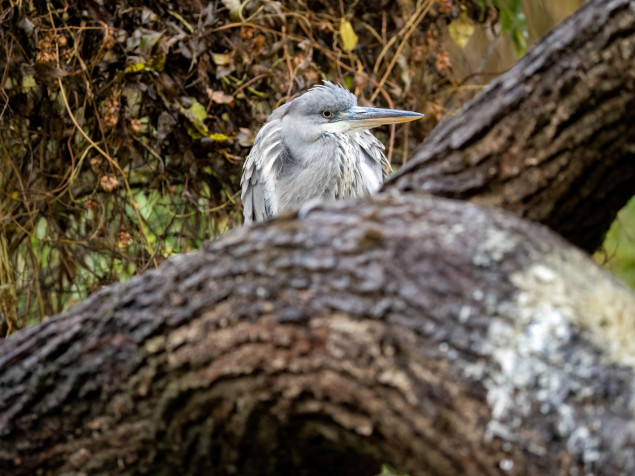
[388,0,635,252]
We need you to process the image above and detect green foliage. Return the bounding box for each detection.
[596,197,635,289]
[8,182,231,328]
[478,0,529,56]
[376,464,410,476]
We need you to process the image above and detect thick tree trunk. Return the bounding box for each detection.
[389,0,635,252]
[1,195,634,476]
[1,0,635,475]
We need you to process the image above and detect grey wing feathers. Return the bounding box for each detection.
[353,130,391,193]
[241,157,268,224]
[358,130,390,176]
[241,107,288,224]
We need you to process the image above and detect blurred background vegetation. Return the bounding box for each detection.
[0,0,631,335]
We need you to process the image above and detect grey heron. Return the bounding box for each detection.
[241,81,423,224]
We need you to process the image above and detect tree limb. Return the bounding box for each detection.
[388,0,635,252]
[1,195,634,475]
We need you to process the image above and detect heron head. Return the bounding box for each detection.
[281,81,423,145]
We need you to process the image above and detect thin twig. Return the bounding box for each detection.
[282,26,296,99]
[371,0,433,102]
[232,72,272,98]
[56,81,159,269]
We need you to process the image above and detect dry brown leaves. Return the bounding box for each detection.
[1,0,486,331]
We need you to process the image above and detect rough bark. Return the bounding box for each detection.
[388,0,635,253]
[1,195,634,476]
[2,0,635,475]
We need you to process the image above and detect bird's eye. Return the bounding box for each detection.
[322,110,332,119]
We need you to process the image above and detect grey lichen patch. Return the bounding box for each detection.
[483,309,576,442]
[514,250,635,370]
[575,277,635,368]
[482,244,635,472]
[472,226,521,268]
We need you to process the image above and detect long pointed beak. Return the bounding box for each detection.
[337,106,424,130]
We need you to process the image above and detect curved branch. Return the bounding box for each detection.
[387,0,635,252]
[1,195,634,475]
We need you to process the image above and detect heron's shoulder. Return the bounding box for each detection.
[241,116,285,222]
[266,102,292,122]
[351,131,391,179]
[354,130,388,159]
[242,111,292,188]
